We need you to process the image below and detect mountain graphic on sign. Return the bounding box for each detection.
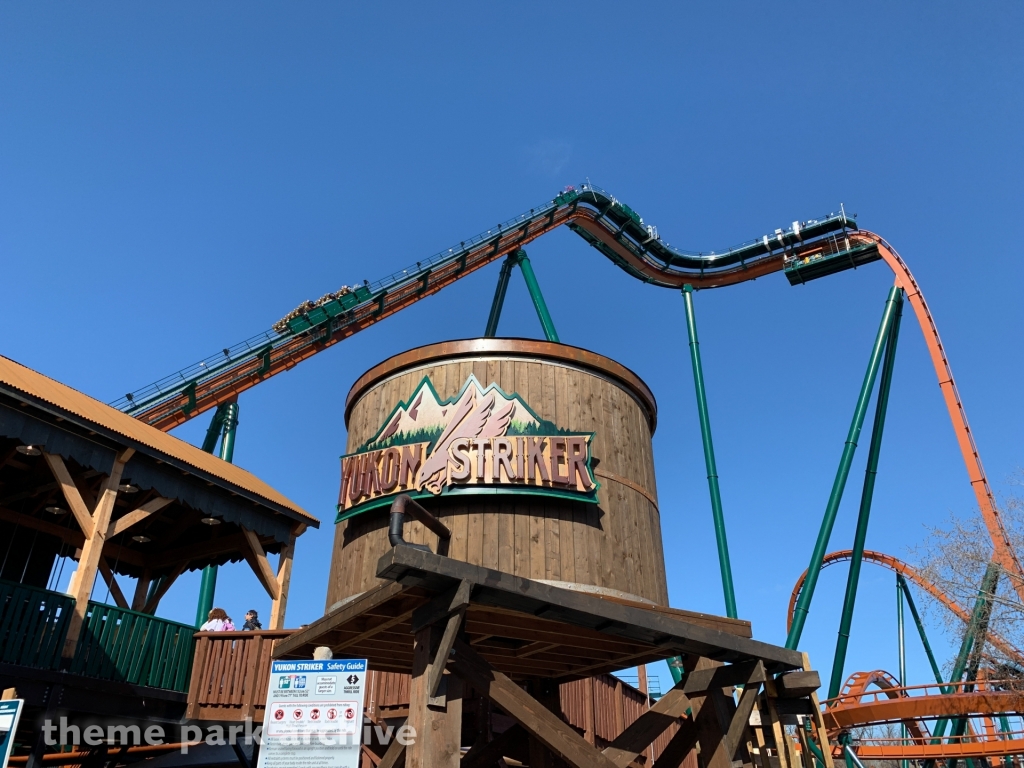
[360,374,565,455]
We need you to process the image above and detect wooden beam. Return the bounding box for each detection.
[0,506,84,548]
[97,559,129,609]
[602,682,693,767]
[801,653,835,768]
[651,719,700,768]
[410,580,471,633]
[775,669,821,698]
[43,452,94,535]
[377,738,405,768]
[242,528,281,601]
[408,625,461,768]
[269,533,295,629]
[132,570,152,612]
[334,608,418,652]
[107,497,173,537]
[427,606,465,700]
[62,449,130,658]
[449,639,620,768]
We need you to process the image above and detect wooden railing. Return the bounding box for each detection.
[71,602,196,692]
[186,630,293,722]
[0,578,73,671]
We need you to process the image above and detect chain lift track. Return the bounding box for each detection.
[112,183,1024,599]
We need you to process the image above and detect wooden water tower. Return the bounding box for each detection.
[326,338,669,609]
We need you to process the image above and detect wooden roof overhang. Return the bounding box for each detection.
[275,546,803,680]
[0,360,318,580]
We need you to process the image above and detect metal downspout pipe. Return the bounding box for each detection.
[828,289,904,695]
[787,283,903,650]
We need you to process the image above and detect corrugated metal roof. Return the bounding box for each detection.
[0,354,317,525]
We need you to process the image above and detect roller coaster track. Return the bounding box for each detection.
[788,549,1024,667]
[111,182,1024,596]
[822,673,1024,761]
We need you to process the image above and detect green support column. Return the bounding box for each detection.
[682,285,737,619]
[484,254,517,337]
[828,290,904,694]
[195,401,239,627]
[897,576,908,768]
[514,250,560,342]
[928,562,1000,768]
[787,284,903,650]
[898,574,946,688]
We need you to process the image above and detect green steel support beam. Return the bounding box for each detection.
[682,284,738,619]
[787,284,903,650]
[898,574,946,688]
[195,401,240,627]
[898,574,909,768]
[928,562,1000,768]
[828,290,904,695]
[484,254,517,337]
[514,250,560,342]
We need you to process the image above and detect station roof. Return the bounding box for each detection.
[0,355,314,524]
[0,354,318,581]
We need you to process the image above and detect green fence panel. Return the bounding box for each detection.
[71,602,196,692]
[0,578,74,670]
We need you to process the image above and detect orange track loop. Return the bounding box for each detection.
[787,549,1024,666]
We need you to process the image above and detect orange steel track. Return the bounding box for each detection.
[135,201,1024,595]
[822,675,1024,761]
[787,549,1024,667]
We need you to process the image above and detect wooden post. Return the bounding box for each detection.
[61,449,132,658]
[269,532,296,629]
[407,624,462,768]
[584,676,596,745]
[131,571,152,612]
[800,653,835,768]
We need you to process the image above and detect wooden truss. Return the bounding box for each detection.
[276,546,834,768]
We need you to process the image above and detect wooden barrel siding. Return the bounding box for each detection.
[326,338,668,607]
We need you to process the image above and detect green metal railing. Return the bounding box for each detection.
[0,578,74,670]
[72,602,196,692]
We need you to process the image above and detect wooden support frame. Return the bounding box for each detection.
[56,448,133,657]
[242,528,281,600]
[107,496,173,537]
[407,623,463,768]
[449,639,621,768]
[42,453,95,536]
[801,652,836,768]
[97,558,129,609]
[269,525,304,629]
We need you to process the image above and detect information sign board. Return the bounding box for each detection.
[256,659,367,768]
[0,699,24,768]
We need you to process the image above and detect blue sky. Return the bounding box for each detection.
[2,2,1022,691]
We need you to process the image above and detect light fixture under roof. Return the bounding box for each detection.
[132,534,152,543]
[45,506,66,515]
[200,516,221,525]
[15,445,41,456]
[118,483,138,493]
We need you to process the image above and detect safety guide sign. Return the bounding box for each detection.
[256,659,367,768]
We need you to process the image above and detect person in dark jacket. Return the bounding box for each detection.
[242,610,262,631]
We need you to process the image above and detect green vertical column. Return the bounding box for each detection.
[828,290,903,694]
[484,254,517,337]
[929,562,1000,767]
[898,574,946,688]
[195,401,239,627]
[682,285,737,619]
[514,250,560,342]
[897,576,908,768]
[787,284,903,650]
